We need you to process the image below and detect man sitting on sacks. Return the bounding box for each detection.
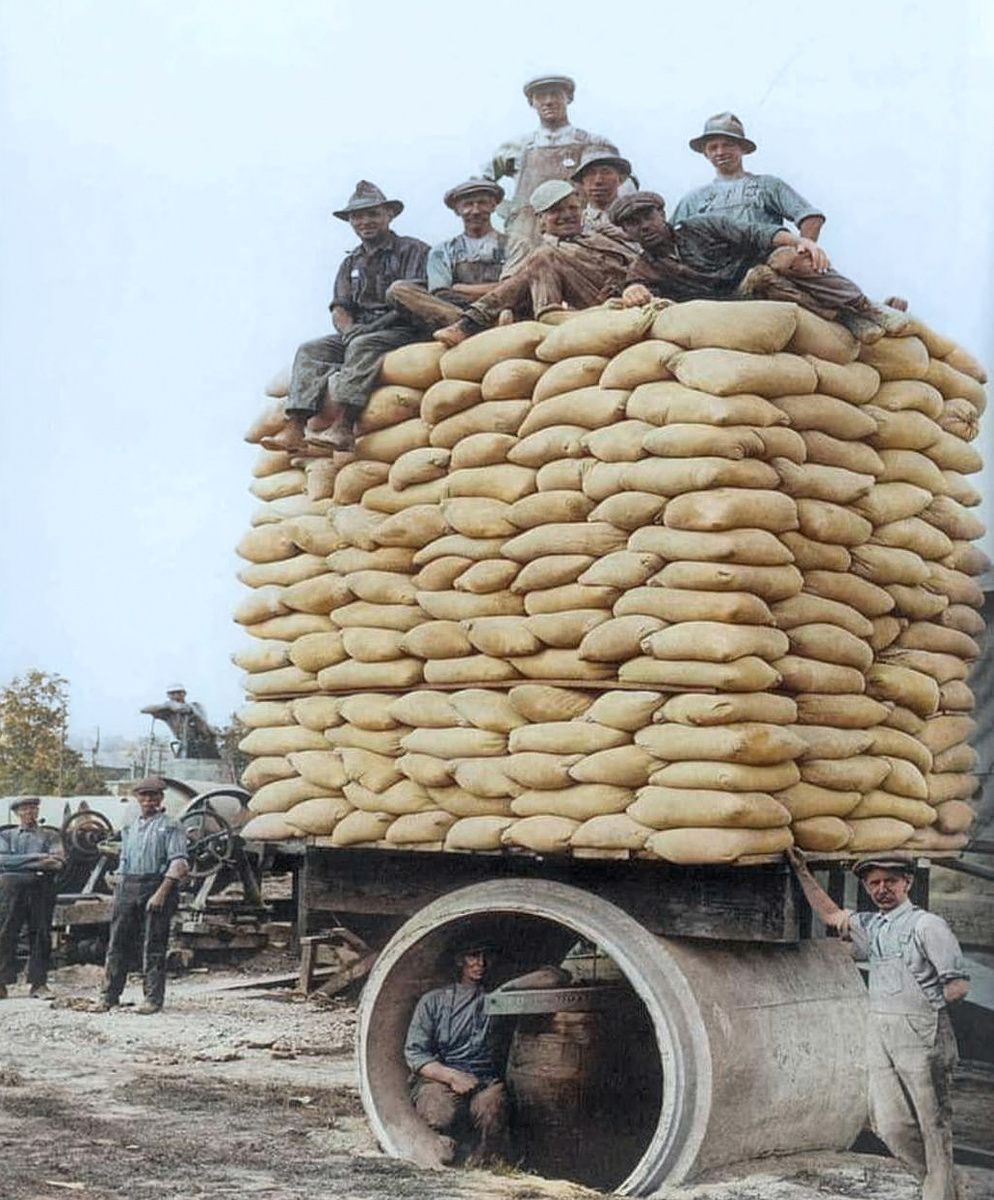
[388,179,509,332]
[433,179,640,347]
[263,181,429,455]
[483,73,623,247]
[611,190,910,343]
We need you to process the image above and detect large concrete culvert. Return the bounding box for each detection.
[357,879,870,1194]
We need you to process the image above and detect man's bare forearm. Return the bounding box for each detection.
[786,848,848,931]
[798,215,825,241]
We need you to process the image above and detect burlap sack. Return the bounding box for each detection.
[332,461,391,505]
[509,722,629,756]
[872,517,953,561]
[651,562,803,602]
[236,525,299,565]
[441,321,547,381]
[450,432,519,470]
[339,747,404,791]
[462,616,540,657]
[587,492,667,531]
[653,298,797,353]
[884,705,927,735]
[845,816,915,852]
[663,488,798,533]
[331,602,424,632]
[536,458,589,491]
[933,800,975,835]
[779,781,862,819]
[869,616,904,652]
[397,754,455,788]
[401,727,508,758]
[282,796,353,836]
[641,423,768,462]
[363,480,447,514]
[533,354,609,402]
[238,700,295,730]
[233,642,292,675]
[802,354,878,399]
[791,816,852,851]
[524,584,618,616]
[570,814,653,851]
[866,727,933,775]
[535,306,655,362]
[509,491,595,529]
[578,615,665,662]
[937,397,981,442]
[801,430,883,476]
[250,468,306,502]
[794,499,872,546]
[616,586,775,625]
[419,590,525,621]
[772,594,875,638]
[508,685,592,722]
[859,335,930,381]
[378,340,445,389]
[341,571,415,607]
[454,560,521,594]
[289,695,342,732]
[345,779,435,816]
[440,497,516,539]
[335,694,398,733]
[452,759,519,798]
[944,541,991,577]
[775,460,874,504]
[369,506,449,550]
[627,382,786,427]
[248,776,330,814]
[244,612,333,642]
[787,312,858,365]
[882,648,967,685]
[671,348,817,397]
[242,666,319,697]
[926,773,978,804]
[580,461,629,503]
[902,828,971,852]
[241,812,305,840]
[635,527,792,566]
[623,457,779,497]
[599,341,678,389]
[847,792,935,827]
[926,356,987,406]
[428,787,514,819]
[568,746,657,788]
[792,725,873,759]
[641,623,788,663]
[802,756,890,791]
[786,625,873,671]
[355,418,431,464]
[636,722,806,767]
[430,401,531,449]
[621,653,782,691]
[238,553,328,589]
[629,786,791,830]
[518,387,629,438]
[940,605,986,639]
[646,760,800,791]
[501,523,627,563]
[447,464,538,503]
[526,609,610,647]
[658,693,797,727]
[415,539,506,570]
[511,784,632,820]
[331,809,395,847]
[773,395,876,440]
[317,659,423,690]
[578,551,660,589]
[421,379,483,424]
[509,426,587,468]
[324,725,407,756]
[876,449,947,494]
[510,649,615,681]
[501,815,580,853]
[447,690,526,733]
[396,621,469,660]
[358,385,423,433]
[802,571,895,617]
[445,816,517,851]
[242,756,296,790]
[866,663,940,718]
[285,750,348,791]
[645,826,792,863]
[502,752,583,789]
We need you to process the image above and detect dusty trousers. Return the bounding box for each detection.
[286,320,423,418]
[465,244,619,326]
[386,283,465,331]
[0,873,55,986]
[413,1079,510,1162]
[867,1008,959,1200]
[102,875,179,1008]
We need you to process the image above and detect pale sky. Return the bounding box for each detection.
[1,0,992,751]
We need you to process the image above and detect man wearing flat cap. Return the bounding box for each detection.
[141,684,219,760]
[0,797,64,999]
[673,112,828,270]
[788,848,969,1200]
[483,75,620,247]
[265,181,429,454]
[612,191,909,341]
[388,179,509,331]
[434,180,639,346]
[97,778,189,1014]
[405,937,509,1165]
[571,146,637,236]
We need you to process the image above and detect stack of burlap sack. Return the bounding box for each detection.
[234,300,986,864]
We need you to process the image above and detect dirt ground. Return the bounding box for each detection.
[0,949,992,1200]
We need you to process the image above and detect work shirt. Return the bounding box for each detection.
[427,231,509,292]
[405,982,499,1083]
[627,214,782,300]
[485,124,613,189]
[501,226,640,281]
[331,231,430,323]
[118,810,188,878]
[671,172,823,232]
[0,825,62,876]
[849,901,969,1011]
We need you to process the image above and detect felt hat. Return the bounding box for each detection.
[853,852,917,879]
[609,191,666,225]
[530,179,577,213]
[333,180,404,222]
[689,112,757,155]
[443,177,505,210]
[570,145,632,182]
[133,777,167,796]
[10,796,41,811]
[523,74,575,102]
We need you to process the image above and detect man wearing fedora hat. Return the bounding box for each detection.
[388,179,509,331]
[483,75,620,247]
[0,797,64,999]
[434,180,640,346]
[570,146,637,236]
[673,112,829,272]
[264,181,429,454]
[788,848,968,1200]
[96,778,188,1014]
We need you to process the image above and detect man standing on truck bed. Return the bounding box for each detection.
[788,849,969,1200]
[0,797,64,999]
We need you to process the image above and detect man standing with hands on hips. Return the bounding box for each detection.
[97,778,188,1014]
[788,848,969,1200]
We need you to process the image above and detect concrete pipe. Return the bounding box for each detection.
[357,879,868,1194]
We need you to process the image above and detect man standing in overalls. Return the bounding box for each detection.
[788,849,969,1200]
[483,74,619,248]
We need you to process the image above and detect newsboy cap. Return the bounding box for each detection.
[133,777,167,796]
[689,112,757,155]
[523,74,575,102]
[853,853,917,879]
[570,145,632,182]
[10,796,41,811]
[609,191,667,225]
[444,177,505,210]
[333,180,404,222]
[530,179,577,213]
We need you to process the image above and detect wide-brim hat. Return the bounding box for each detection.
[333,180,404,222]
[443,177,505,211]
[571,145,632,182]
[10,796,41,811]
[133,777,167,796]
[609,191,666,225]
[523,74,575,102]
[690,111,757,155]
[853,853,917,879]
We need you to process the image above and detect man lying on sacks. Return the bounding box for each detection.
[611,190,910,343]
[389,178,509,332]
[264,181,430,455]
[433,179,640,346]
[788,849,969,1200]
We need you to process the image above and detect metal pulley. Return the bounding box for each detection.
[180,802,235,880]
[61,810,114,862]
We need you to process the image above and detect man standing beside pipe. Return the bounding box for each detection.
[788,849,968,1200]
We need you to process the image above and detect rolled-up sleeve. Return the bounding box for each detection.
[164,822,189,865]
[427,242,453,292]
[847,911,870,961]
[918,915,969,983]
[404,993,440,1073]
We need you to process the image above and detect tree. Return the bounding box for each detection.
[0,670,108,796]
